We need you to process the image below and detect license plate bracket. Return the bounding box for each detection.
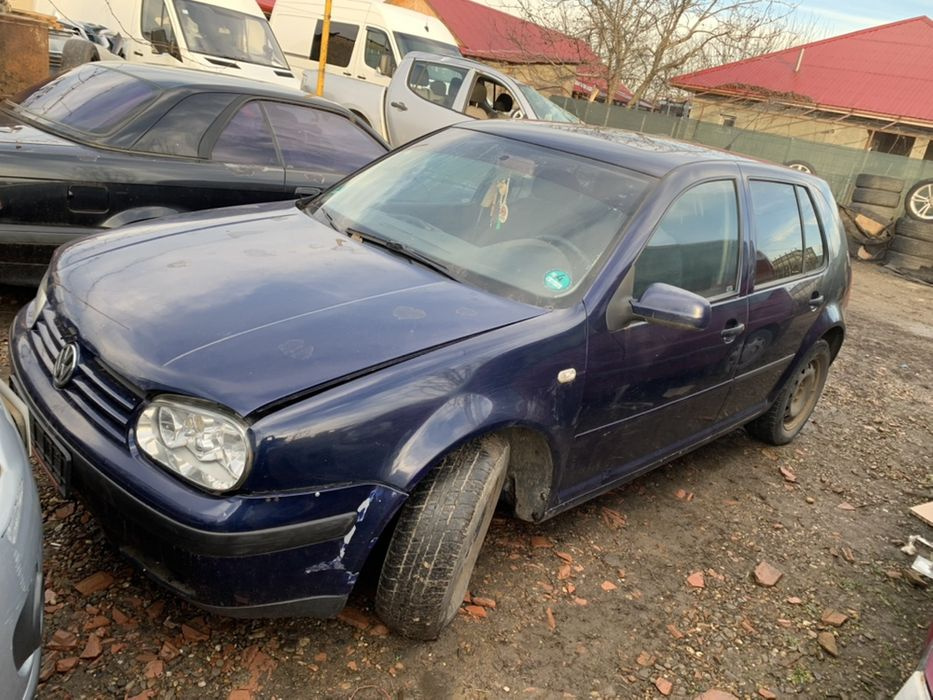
[30,415,71,497]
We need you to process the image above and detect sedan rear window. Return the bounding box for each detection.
[13,64,158,136]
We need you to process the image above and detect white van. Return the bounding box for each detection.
[24,0,300,89]
[270,0,460,124]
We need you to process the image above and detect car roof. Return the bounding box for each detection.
[456,120,765,178]
[90,61,325,103]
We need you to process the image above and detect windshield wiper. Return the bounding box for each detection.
[346,227,455,281]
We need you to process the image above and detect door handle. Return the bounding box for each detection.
[720,322,745,344]
[294,186,322,197]
[342,71,352,76]
[809,292,824,309]
[133,51,144,57]
[389,101,408,111]
[356,75,366,80]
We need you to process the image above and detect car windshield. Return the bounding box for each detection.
[309,129,655,307]
[518,84,580,123]
[393,32,460,58]
[174,0,289,68]
[10,63,158,136]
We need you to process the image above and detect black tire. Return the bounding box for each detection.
[851,187,900,208]
[784,160,816,175]
[60,38,100,71]
[746,340,831,446]
[854,174,905,193]
[847,202,896,224]
[886,250,933,276]
[376,436,509,640]
[906,179,933,222]
[890,233,933,259]
[895,217,933,243]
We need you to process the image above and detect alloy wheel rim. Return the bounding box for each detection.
[909,184,933,221]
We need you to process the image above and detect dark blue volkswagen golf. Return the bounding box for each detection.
[8,121,850,639]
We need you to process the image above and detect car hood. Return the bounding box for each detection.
[53,202,543,416]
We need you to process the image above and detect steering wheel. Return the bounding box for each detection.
[537,235,589,271]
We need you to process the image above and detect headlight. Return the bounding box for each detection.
[24,272,49,329]
[136,396,252,492]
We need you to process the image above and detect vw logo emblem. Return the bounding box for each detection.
[53,342,79,388]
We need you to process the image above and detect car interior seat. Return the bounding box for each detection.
[465,82,490,119]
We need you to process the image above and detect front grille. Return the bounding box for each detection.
[31,307,140,443]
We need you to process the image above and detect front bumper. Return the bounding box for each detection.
[8,309,407,617]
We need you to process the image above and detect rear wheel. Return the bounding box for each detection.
[747,340,831,445]
[376,436,509,639]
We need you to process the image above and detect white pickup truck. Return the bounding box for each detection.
[310,51,581,146]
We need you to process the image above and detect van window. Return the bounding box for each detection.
[633,180,740,298]
[393,32,460,58]
[141,0,178,56]
[364,27,395,74]
[310,20,358,68]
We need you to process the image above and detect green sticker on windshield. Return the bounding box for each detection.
[544,269,572,291]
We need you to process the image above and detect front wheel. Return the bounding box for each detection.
[746,340,831,445]
[376,436,509,639]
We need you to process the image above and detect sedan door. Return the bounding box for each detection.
[563,174,748,505]
[384,57,471,145]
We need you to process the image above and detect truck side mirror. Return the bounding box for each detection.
[150,28,180,61]
[378,52,396,78]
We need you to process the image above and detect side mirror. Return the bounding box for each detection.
[378,52,396,78]
[150,28,180,60]
[150,28,169,54]
[628,283,711,330]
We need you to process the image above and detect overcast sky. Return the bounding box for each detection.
[482,0,930,40]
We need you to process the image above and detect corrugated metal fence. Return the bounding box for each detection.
[552,97,933,204]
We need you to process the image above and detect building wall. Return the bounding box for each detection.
[690,95,933,161]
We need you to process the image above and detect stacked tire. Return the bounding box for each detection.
[889,179,933,282]
[846,174,905,260]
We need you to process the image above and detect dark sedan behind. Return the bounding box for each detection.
[0,61,388,285]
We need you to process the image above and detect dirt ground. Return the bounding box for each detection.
[1,259,931,700]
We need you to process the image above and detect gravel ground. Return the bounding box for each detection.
[1,260,931,700]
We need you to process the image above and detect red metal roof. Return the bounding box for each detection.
[671,16,933,124]
[424,0,597,64]
[573,64,634,103]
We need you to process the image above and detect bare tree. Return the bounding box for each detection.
[516,0,815,107]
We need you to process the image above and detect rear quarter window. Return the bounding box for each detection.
[262,102,386,173]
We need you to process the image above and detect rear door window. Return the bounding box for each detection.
[633,180,740,298]
[750,181,826,285]
[310,20,358,67]
[797,186,826,273]
[262,102,386,173]
[211,101,279,166]
[134,93,235,156]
